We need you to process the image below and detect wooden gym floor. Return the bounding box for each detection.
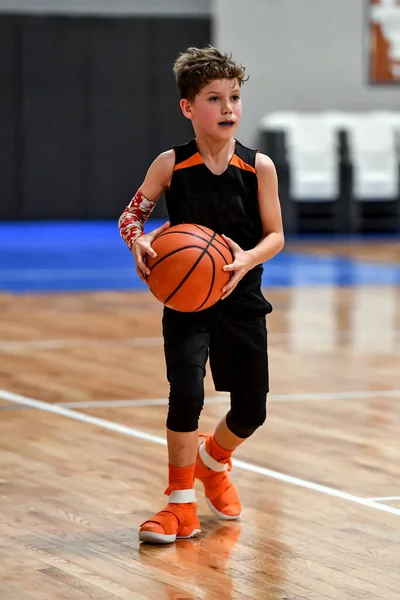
[0,236,400,599]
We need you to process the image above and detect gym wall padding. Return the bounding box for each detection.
[0,14,211,220]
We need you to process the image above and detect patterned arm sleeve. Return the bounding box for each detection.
[118,189,157,251]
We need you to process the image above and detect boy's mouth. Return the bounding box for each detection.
[218,121,235,127]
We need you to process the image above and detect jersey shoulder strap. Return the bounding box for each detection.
[171,139,201,171]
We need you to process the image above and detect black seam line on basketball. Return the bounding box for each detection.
[192,224,212,238]
[149,245,208,272]
[157,227,227,251]
[156,230,217,245]
[192,224,228,249]
[156,229,230,264]
[164,232,218,305]
[194,252,216,312]
[207,240,230,265]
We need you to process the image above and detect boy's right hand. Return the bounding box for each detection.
[133,221,170,283]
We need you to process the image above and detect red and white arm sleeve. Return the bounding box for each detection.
[118,189,157,251]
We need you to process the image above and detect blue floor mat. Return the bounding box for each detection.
[1,221,399,292]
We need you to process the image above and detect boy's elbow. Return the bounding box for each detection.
[118,206,129,228]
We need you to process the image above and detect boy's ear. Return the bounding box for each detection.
[180,98,193,120]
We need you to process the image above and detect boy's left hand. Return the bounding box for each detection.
[220,234,256,300]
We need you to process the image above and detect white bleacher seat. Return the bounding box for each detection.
[284,114,339,202]
[368,111,400,151]
[345,114,399,201]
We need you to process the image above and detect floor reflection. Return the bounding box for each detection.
[273,285,400,355]
[138,522,242,599]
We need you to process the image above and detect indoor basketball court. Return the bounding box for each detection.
[1,0,400,597]
[1,221,399,599]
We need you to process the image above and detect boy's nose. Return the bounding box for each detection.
[222,103,232,114]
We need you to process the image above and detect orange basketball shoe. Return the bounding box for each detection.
[195,434,242,520]
[139,489,201,544]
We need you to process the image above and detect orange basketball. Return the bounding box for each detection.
[146,223,233,312]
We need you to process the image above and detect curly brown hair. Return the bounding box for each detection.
[173,45,248,101]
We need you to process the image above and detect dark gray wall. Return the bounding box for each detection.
[0,13,210,220]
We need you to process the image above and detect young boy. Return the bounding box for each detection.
[119,46,284,544]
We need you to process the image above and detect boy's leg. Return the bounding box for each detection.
[139,308,210,543]
[195,310,269,519]
[195,389,267,520]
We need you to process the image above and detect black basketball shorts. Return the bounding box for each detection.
[162,299,269,394]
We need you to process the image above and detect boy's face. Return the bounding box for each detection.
[181,78,242,140]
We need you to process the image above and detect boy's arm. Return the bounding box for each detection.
[247,152,285,264]
[118,150,175,251]
[221,153,284,299]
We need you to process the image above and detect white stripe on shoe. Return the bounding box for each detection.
[168,489,196,503]
[198,440,229,472]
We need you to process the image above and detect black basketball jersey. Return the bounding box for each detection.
[164,138,272,313]
[165,138,262,252]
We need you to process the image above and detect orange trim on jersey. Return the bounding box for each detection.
[230,154,256,173]
[174,152,203,171]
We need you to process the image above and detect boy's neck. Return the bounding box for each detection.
[195,136,235,162]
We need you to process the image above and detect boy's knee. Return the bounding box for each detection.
[166,366,204,432]
[226,390,267,438]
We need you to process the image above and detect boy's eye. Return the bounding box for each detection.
[232,95,240,101]
[209,96,219,101]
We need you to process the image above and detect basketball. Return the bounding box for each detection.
[146,223,233,312]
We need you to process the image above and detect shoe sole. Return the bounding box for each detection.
[139,528,201,544]
[205,497,241,521]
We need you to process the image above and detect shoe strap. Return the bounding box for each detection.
[165,488,196,503]
[199,440,229,472]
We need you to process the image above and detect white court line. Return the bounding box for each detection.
[0,388,399,518]
[3,390,400,411]
[55,389,400,409]
[366,497,400,502]
[0,337,163,351]
[57,397,228,409]
[0,335,295,351]
[1,331,399,352]
[2,389,400,411]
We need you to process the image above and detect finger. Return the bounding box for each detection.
[221,274,241,296]
[223,263,236,272]
[134,247,147,266]
[221,283,234,296]
[221,234,240,251]
[136,243,156,260]
[145,245,157,259]
[159,220,170,232]
[221,286,235,300]
[136,258,150,276]
[136,266,148,283]
[152,220,170,238]
[222,271,243,290]
[221,280,239,299]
